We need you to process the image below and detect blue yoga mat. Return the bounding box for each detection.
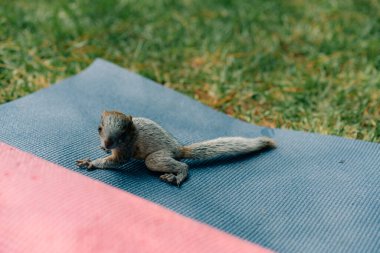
[0,59,379,253]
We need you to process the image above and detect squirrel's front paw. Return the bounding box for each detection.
[76,158,96,171]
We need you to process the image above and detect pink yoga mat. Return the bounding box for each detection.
[0,143,271,253]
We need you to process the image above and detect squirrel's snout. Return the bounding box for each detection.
[103,139,114,149]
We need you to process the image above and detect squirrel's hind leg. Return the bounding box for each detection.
[145,150,188,186]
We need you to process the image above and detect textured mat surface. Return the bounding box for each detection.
[0,143,269,253]
[0,59,379,252]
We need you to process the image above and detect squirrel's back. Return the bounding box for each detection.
[133,118,181,158]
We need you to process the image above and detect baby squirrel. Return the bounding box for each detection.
[76,111,276,185]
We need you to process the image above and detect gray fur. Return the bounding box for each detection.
[132,118,181,159]
[77,111,276,185]
[182,136,276,159]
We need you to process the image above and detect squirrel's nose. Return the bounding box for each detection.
[104,139,113,149]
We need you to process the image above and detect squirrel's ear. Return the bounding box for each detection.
[101,111,107,120]
[124,115,133,130]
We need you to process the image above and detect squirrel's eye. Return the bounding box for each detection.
[98,126,102,132]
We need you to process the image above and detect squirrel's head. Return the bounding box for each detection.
[98,111,134,150]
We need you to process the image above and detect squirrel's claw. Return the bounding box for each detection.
[100,146,111,154]
[76,158,95,171]
[160,173,181,187]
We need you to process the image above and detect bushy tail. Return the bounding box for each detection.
[180,136,276,160]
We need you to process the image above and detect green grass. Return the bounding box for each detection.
[1,0,379,142]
